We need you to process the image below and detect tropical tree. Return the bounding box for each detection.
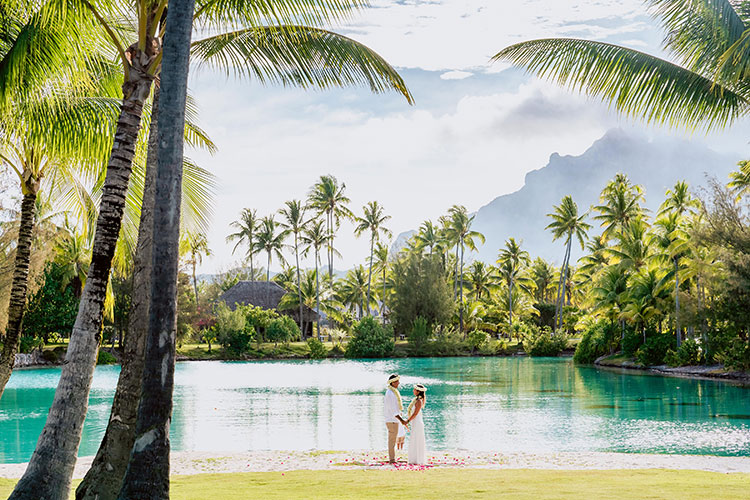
[354,201,391,313]
[414,220,443,255]
[301,218,329,337]
[620,265,672,342]
[593,175,645,241]
[307,175,352,277]
[254,215,288,283]
[591,265,629,332]
[529,257,556,303]
[728,160,750,199]
[182,230,211,305]
[608,218,654,273]
[497,237,531,328]
[546,195,590,332]
[373,241,390,322]
[279,200,307,335]
[494,1,750,131]
[445,205,485,332]
[227,208,259,277]
[338,265,370,318]
[465,260,497,301]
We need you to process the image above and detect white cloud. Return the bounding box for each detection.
[440,70,474,80]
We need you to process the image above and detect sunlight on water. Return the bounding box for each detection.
[1,358,749,463]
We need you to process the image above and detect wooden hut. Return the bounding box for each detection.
[218,281,319,338]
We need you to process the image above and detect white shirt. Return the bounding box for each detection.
[384,389,401,423]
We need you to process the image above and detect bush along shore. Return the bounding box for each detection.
[574,320,750,383]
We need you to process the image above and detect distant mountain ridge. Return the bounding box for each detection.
[395,128,738,264]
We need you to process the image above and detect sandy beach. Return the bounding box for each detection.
[2,450,749,479]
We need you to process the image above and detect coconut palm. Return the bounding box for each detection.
[181,230,212,305]
[465,260,497,301]
[227,208,259,277]
[529,257,556,303]
[546,195,590,332]
[301,218,329,337]
[728,160,750,199]
[338,265,370,318]
[414,220,443,255]
[494,1,750,131]
[594,175,645,241]
[373,241,390,321]
[445,205,485,332]
[591,265,629,333]
[354,201,391,313]
[307,175,352,277]
[654,210,692,346]
[497,237,531,328]
[254,216,289,283]
[620,265,672,342]
[608,218,654,273]
[577,235,609,285]
[279,200,307,336]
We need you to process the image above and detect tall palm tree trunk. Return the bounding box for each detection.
[249,244,254,280]
[381,265,387,325]
[554,240,571,334]
[10,75,153,500]
[327,211,333,277]
[76,87,160,500]
[459,242,465,334]
[315,249,320,338]
[117,3,194,495]
[294,234,303,337]
[508,275,514,331]
[366,236,374,315]
[453,242,459,300]
[192,256,199,306]
[0,191,37,398]
[674,257,681,348]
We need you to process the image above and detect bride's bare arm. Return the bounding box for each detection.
[405,399,423,424]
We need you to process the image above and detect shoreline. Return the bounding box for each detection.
[2,450,750,478]
[594,355,750,385]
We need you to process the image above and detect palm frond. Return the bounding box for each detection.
[192,25,413,102]
[493,38,747,129]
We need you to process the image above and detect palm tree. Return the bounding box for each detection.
[301,219,329,337]
[546,196,591,332]
[608,218,654,273]
[354,201,391,314]
[227,208,259,277]
[497,237,531,329]
[577,235,609,285]
[254,216,288,283]
[116,1,194,496]
[307,175,352,277]
[465,261,497,301]
[414,220,442,255]
[620,265,672,342]
[594,175,645,241]
[728,160,750,199]
[529,257,556,303]
[373,241,390,322]
[182,231,211,305]
[494,1,750,131]
[339,265,370,319]
[279,200,307,336]
[591,265,629,337]
[445,205,485,333]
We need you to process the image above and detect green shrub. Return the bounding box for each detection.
[267,316,300,346]
[19,336,43,354]
[493,339,512,355]
[467,330,490,352]
[41,349,60,363]
[574,321,619,364]
[408,317,432,349]
[422,328,464,356]
[621,327,643,357]
[635,334,674,366]
[307,338,327,359]
[666,338,702,367]
[329,344,345,357]
[222,328,255,356]
[715,338,750,371]
[523,327,568,357]
[97,350,117,365]
[705,329,735,364]
[215,302,253,355]
[345,317,395,358]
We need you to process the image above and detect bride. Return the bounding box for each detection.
[404,384,427,465]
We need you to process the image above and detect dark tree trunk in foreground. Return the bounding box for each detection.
[0,191,37,399]
[117,2,194,497]
[10,74,153,500]
[76,88,160,500]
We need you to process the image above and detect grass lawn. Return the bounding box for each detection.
[1,469,747,499]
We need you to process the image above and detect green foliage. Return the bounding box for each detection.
[467,330,490,352]
[22,262,78,342]
[621,327,644,357]
[201,328,218,353]
[390,252,454,335]
[421,328,465,357]
[97,350,117,365]
[345,316,395,358]
[523,327,568,357]
[19,336,44,354]
[574,321,619,364]
[307,338,327,359]
[215,302,254,355]
[407,317,431,349]
[635,334,674,366]
[239,304,280,342]
[665,338,703,367]
[267,315,300,345]
[715,338,750,371]
[329,344,345,357]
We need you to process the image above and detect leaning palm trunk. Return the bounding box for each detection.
[295,234,304,337]
[76,88,160,500]
[674,257,681,348]
[117,2,193,495]
[459,242,465,334]
[9,73,153,500]
[508,275,514,332]
[554,239,571,334]
[315,249,321,338]
[381,266,387,324]
[0,191,37,399]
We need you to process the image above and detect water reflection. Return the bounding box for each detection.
[1,358,749,463]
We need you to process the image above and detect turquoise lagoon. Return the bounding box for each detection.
[1,357,749,463]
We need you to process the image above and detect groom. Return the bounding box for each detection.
[384,373,407,463]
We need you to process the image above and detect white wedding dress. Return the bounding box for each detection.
[407,404,426,465]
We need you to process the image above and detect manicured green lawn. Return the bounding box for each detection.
[1,469,747,499]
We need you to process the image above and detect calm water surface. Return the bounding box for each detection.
[1,357,749,463]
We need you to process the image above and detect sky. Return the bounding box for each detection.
[184,0,750,274]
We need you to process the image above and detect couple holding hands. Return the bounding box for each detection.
[384,373,427,465]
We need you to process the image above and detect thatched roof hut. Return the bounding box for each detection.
[218,281,319,336]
